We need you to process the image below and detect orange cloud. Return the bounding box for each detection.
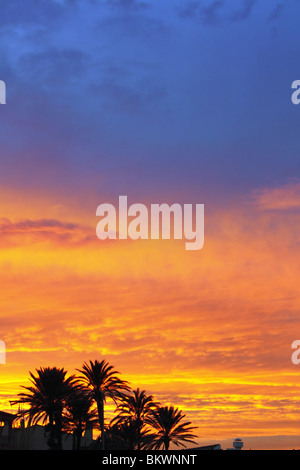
[252,179,300,211]
[1,185,300,449]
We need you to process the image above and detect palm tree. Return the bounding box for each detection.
[10,366,79,450]
[77,359,130,450]
[63,390,98,450]
[112,388,159,450]
[145,406,197,451]
[106,419,152,450]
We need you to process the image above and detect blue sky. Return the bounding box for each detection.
[0,0,300,205]
[2,1,300,449]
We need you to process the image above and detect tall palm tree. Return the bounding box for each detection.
[112,388,159,450]
[10,366,79,450]
[77,359,130,450]
[145,406,197,451]
[63,390,98,450]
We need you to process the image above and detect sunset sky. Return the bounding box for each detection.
[1,0,300,450]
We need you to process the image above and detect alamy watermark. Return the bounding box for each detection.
[96,196,204,250]
[0,340,5,364]
[291,80,300,105]
[291,340,300,364]
[0,80,6,104]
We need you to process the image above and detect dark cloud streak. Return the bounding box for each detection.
[230,0,257,22]
[177,0,225,25]
[0,218,94,247]
[106,0,150,11]
[268,3,284,21]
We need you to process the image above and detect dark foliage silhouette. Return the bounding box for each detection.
[111,388,159,449]
[145,406,197,450]
[10,360,198,450]
[76,359,130,449]
[11,366,79,449]
[63,389,98,450]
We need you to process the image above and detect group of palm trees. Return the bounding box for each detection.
[10,359,197,451]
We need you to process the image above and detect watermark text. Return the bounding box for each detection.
[0,340,5,364]
[291,80,300,105]
[96,196,204,251]
[0,80,6,104]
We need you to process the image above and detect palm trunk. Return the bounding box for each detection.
[164,438,170,451]
[97,394,105,450]
[137,417,141,451]
[76,428,82,450]
[46,413,56,450]
[55,411,63,450]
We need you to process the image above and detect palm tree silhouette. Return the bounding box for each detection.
[77,359,130,450]
[145,406,197,450]
[112,388,159,450]
[106,419,152,450]
[63,390,98,450]
[11,366,79,450]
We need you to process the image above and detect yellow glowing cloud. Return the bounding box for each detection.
[1,185,300,449]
